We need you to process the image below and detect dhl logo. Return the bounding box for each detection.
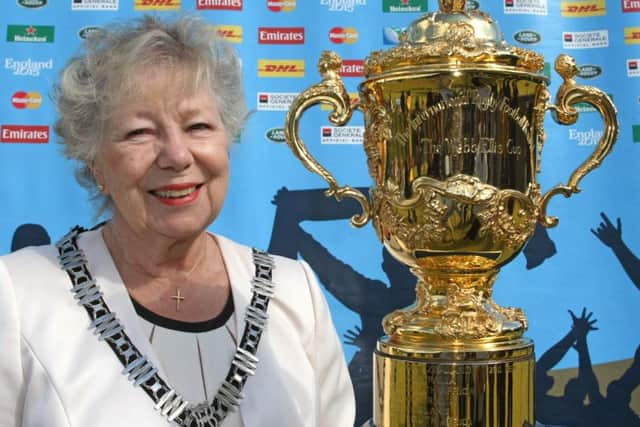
[214,25,243,43]
[258,59,304,77]
[320,92,360,111]
[625,27,640,44]
[561,0,605,16]
[134,0,181,10]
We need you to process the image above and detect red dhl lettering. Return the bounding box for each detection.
[140,0,178,4]
[264,64,300,72]
[566,5,600,12]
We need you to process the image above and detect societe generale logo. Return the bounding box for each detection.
[267,0,295,12]
[258,59,304,77]
[134,0,180,10]
[214,25,243,43]
[329,27,358,44]
[196,0,242,9]
[1,125,49,143]
[623,0,640,12]
[258,27,304,44]
[339,60,364,77]
[11,91,42,109]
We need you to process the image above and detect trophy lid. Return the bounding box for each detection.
[365,0,544,77]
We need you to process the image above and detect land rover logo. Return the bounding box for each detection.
[513,30,541,45]
[466,0,479,10]
[577,64,602,79]
[78,27,101,39]
[265,127,286,143]
[17,0,47,7]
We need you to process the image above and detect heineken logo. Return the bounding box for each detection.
[78,26,101,39]
[17,0,47,7]
[577,64,602,78]
[466,0,479,9]
[383,0,428,13]
[7,25,54,43]
[513,30,541,44]
[265,127,286,143]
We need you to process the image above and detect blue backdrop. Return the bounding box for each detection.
[1,1,639,425]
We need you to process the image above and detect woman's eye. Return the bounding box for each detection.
[125,128,153,139]
[188,123,212,132]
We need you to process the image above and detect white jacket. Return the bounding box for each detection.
[0,228,355,427]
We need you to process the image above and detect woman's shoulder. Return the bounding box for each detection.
[215,234,318,304]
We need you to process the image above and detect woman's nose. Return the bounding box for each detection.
[156,130,194,172]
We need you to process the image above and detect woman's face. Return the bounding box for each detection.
[94,71,230,241]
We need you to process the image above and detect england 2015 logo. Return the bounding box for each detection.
[320,0,366,12]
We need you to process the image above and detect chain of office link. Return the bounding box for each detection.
[56,226,275,426]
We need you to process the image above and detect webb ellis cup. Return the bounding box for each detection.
[285,1,618,426]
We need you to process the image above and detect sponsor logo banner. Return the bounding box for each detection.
[265,127,286,143]
[383,0,428,13]
[577,64,602,78]
[513,29,542,44]
[257,92,298,111]
[504,0,548,15]
[569,128,602,146]
[628,59,640,77]
[11,91,42,109]
[197,0,242,9]
[623,0,640,12]
[466,0,479,9]
[624,27,640,44]
[561,0,606,16]
[633,125,640,143]
[78,26,101,39]
[134,0,180,10]
[320,126,364,144]
[339,60,365,77]
[258,60,304,77]
[562,30,609,48]
[267,0,296,11]
[72,0,118,10]
[320,0,366,11]
[258,27,304,44]
[215,25,243,43]
[18,0,47,7]
[7,25,54,43]
[329,27,358,44]
[1,125,49,143]
[5,58,53,77]
[383,26,404,44]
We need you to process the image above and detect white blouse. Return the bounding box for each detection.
[133,295,243,427]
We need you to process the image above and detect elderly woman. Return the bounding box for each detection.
[0,15,354,427]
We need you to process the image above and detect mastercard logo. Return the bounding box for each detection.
[267,0,295,12]
[11,91,42,109]
[329,27,358,44]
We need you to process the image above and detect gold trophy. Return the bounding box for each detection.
[284,1,618,426]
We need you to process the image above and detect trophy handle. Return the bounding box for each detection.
[284,51,371,227]
[538,54,619,228]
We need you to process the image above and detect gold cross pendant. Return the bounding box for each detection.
[170,288,185,312]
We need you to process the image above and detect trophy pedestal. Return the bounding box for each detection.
[373,337,535,427]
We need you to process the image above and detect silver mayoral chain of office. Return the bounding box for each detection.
[56,226,276,427]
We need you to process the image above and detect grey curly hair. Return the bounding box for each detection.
[54,14,248,214]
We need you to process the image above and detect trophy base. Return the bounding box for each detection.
[373,337,535,427]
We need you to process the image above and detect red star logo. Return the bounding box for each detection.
[401,0,410,4]
[26,26,36,35]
